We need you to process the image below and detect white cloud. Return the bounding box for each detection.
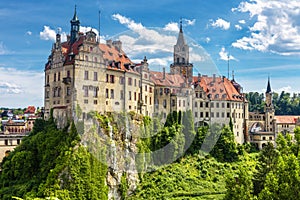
[275,86,292,93]
[211,18,230,30]
[112,13,177,56]
[205,37,211,43]
[163,22,179,32]
[239,20,246,24]
[40,26,56,41]
[0,42,9,55]
[0,67,44,108]
[235,24,242,30]
[26,31,32,36]
[184,18,196,26]
[232,0,300,55]
[219,47,237,61]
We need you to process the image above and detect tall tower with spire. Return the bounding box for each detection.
[70,5,80,44]
[170,19,193,83]
[264,77,275,132]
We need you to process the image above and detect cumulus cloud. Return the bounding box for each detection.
[219,47,237,61]
[239,20,246,24]
[211,18,230,30]
[112,13,177,55]
[205,37,211,43]
[40,26,56,41]
[0,67,44,108]
[232,0,300,55]
[184,18,196,26]
[26,31,32,36]
[163,22,179,32]
[235,24,242,30]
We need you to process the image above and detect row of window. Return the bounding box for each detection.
[105,89,152,105]
[48,71,71,83]
[194,101,244,109]
[46,87,71,98]
[194,112,244,119]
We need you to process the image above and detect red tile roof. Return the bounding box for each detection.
[275,116,300,124]
[193,76,244,101]
[24,106,35,114]
[150,71,186,87]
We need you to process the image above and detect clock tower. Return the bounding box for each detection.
[170,20,193,83]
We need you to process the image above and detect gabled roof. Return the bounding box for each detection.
[275,116,300,124]
[193,76,244,101]
[150,71,186,87]
[24,106,35,114]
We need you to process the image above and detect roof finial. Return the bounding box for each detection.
[72,5,78,21]
[232,70,235,81]
[180,18,183,33]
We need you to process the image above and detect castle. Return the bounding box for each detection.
[44,8,248,144]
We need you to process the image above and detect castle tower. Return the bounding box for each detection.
[170,20,193,83]
[70,5,80,44]
[265,77,275,132]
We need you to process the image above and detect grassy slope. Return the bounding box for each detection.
[130,153,257,200]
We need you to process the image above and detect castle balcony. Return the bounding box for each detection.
[62,77,72,84]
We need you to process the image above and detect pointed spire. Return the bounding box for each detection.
[72,5,78,22]
[266,76,271,93]
[180,18,183,33]
[176,18,186,46]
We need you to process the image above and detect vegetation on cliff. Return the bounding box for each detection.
[0,114,108,200]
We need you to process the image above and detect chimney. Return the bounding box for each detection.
[112,40,122,52]
[106,39,112,47]
[213,74,216,82]
[222,75,226,82]
[198,73,201,82]
[163,67,166,80]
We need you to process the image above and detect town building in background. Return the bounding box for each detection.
[0,106,40,163]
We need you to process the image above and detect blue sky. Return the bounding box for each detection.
[1,0,300,108]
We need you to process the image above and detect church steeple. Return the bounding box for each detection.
[70,5,80,44]
[170,19,193,83]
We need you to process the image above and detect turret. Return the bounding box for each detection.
[70,5,80,44]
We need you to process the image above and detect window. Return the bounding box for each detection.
[128,77,132,85]
[211,102,214,108]
[183,100,186,107]
[222,112,225,118]
[179,100,181,107]
[67,70,70,77]
[106,74,109,82]
[67,87,71,96]
[90,46,93,52]
[110,75,115,83]
[129,91,132,100]
[134,92,137,101]
[93,87,98,97]
[222,103,225,108]
[145,85,147,91]
[163,99,167,108]
[134,79,137,87]
[211,112,214,118]
[110,89,114,99]
[54,73,56,82]
[120,90,124,99]
[200,112,204,118]
[150,97,152,105]
[205,112,209,117]
[195,112,198,117]
[205,102,209,108]
[84,86,88,97]
[119,76,124,84]
[57,87,61,97]
[145,96,148,104]
[195,102,198,107]
[46,75,49,84]
[58,72,60,81]
[5,139,8,145]
[94,72,98,81]
[106,89,109,98]
[84,99,88,104]
[149,87,153,93]
[94,100,98,104]
[216,102,219,108]
[84,71,89,80]
[227,112,230,118]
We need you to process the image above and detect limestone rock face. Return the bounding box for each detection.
[79,113,142,200]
